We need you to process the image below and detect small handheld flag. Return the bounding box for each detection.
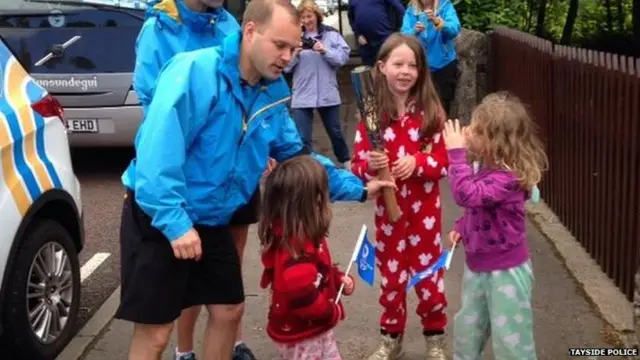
[356,230,376,287]
[335,225,376,304]
[406,249,450,290]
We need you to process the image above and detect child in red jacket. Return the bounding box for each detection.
[351,33,449,360]
[259,155,355,360]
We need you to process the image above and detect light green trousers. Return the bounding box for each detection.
[453,261,537,360]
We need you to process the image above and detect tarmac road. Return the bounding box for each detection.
[71,147,135,333]
[73,118,621,360]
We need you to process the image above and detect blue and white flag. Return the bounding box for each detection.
[335,225,376,304]
[356,228,376,286]
[406,249,450,290]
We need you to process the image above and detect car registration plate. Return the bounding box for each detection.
[68,119,99,133]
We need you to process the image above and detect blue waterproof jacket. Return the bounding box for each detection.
[133,0,240,114]
[400,1,461,71]
[122,31,367,242]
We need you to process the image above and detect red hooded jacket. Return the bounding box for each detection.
[260,232,353,344]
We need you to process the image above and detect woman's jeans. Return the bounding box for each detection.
[291,105,351,163]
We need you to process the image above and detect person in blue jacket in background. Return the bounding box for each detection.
[131,1,255,360]
[401,0,461,115]
[116,0,396,359]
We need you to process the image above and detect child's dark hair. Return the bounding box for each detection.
[258,155,332,257]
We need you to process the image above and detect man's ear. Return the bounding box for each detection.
[243,22,257,42]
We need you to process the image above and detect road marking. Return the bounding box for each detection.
[80,252,110,283]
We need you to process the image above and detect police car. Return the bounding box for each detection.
[0,32,84,359]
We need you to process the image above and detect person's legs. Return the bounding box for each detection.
[368,212,408,360]
[116,191,190,359]
[185,226,245,360]
[453,265,490,360]
[431,60,459,116]
[290,108,314,152]
[228,189,261,360]
[318,105,351,165]
[203,303,245,359]
[129,323,175,360]
[488,261,537,359]
[175,306,202,359]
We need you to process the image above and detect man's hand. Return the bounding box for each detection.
[313,40,326,54]
[392,155,416,180]
[358,35,368,46]
[171,228,202,261]
[365,179,397,199]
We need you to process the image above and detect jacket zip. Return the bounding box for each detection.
[225,96,292,209]
[238,96,292,145]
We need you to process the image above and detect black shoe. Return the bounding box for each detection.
[233,343,257,360]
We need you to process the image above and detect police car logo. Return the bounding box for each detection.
[48,10,65,28]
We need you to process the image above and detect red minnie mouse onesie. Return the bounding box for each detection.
[351,103,448,335]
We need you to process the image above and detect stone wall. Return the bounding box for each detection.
[450,28,490,126]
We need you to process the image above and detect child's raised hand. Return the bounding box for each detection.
[443,119,467,150]
[368,150,390,171]
[392,155,416,180]
[342,275,355,296]
[448,230,461,248]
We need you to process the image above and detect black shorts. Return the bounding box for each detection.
[229,187,261,226]
[115,191,244,325]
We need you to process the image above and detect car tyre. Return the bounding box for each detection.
[2,219,80,360]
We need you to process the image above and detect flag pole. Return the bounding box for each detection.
[335,224,368,304]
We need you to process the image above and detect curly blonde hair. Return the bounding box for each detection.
[469,91,549,189]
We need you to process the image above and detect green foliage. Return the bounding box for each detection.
[453,0,634,52]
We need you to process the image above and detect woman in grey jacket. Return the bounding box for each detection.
[285,0,352,168]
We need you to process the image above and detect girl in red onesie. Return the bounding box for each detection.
[258,155,355,360]
[351,33,449,360]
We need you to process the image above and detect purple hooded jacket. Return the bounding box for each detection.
[447,148,530,272]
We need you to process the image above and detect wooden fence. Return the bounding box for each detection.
[489,27,640,301]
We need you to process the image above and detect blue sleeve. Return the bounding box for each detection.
[384,0,406,18]
[271,113,366,202]
[322,31,350,68]
[400,9,417,35]
[440,3,461,41]
[347,2,359,38]
[133,52,217,242]
[133,21,162,115]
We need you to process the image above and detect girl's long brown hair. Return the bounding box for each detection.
[374,33,445,136]
[258,155,332,257]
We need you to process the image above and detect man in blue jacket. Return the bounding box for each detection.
[132,1,259,359]
[348,0,405,66]
[116,0,395,359]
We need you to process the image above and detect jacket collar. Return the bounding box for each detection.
[220,31,291,104]
[149,0,228,33]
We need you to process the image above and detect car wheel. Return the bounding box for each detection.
[2,219,80,360]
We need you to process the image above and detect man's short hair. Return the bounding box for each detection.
[242,0,300,28]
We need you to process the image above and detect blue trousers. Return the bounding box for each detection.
[291,106,350,163]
